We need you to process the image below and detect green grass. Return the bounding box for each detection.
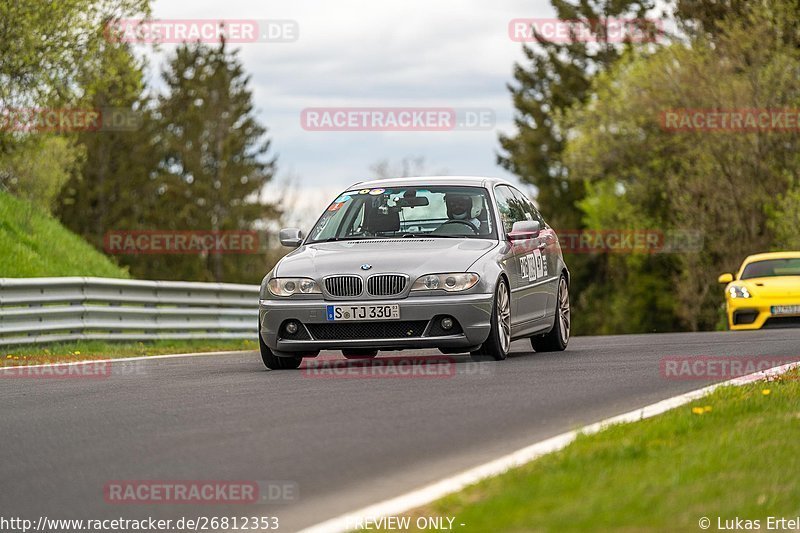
[1,338,257,365]
[393,371,800,532]
[0,191,129,278]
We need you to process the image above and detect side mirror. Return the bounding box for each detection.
[279,228,303,248]
[718,273,734,284]
[508,220,540,241]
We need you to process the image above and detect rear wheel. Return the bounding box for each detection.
[470,279,511,362]
[342,349,378,359]
[531,274,570,352]
[259,324,302,370]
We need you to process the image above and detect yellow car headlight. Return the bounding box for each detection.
[728,285,751,299]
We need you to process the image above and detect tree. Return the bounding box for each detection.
[673,0,800,45]
[0,136,83,225]
[562,1,800,331]
[0,0,149,152]
[153,38,278,283]
[56,36,161,258]
[1,0,150,223]
[497,0,661,335]
[498,0,659,229]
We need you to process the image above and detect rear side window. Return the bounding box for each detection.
[494,185,527,234]
[510,187,545,226]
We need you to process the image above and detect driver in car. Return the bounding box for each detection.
[443,193,481,232]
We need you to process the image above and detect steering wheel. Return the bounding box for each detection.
[434,220,479,235]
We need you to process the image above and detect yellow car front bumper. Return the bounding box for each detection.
[726,297,800,330]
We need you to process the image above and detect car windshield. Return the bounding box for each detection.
[307,186,496,242]
[740,258,800,279]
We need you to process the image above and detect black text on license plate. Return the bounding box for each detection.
[326,305,400,321]
[771,305,800,316]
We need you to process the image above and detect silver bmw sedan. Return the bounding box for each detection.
[258,176,570,369]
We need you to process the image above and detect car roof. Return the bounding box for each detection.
[742,251,800,264]
[344,175,514,190]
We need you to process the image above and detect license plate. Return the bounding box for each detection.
[326,304,400,321]
[771,305,800,316]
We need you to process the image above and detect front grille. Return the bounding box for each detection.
[367,274,407,296]
[763,316,800,329]
[324,275,363,297]
[307,321,427,340]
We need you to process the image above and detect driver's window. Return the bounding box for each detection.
[494,185,526,234]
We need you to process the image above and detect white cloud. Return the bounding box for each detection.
[148,0,556,196]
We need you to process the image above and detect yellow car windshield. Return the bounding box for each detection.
[741,258,800,279]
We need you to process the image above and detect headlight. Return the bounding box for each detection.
[411,273,480,292]
[728,285,751,299]
[267,277,321,297]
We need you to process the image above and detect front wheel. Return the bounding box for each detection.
[259,325,302,370]
[531,274,570,352]
[470,279,511,362]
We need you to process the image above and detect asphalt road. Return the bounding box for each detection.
[1,330,799,532]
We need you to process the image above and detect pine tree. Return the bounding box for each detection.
[498,0,660,335]
[155,38,278,282]
[498,0,659,229]
[57,36,161,261]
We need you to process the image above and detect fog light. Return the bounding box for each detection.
[285,321,299,335]
[441,317,454,330]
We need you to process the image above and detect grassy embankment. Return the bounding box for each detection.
[385,370,800,532]
[1,191,257,359]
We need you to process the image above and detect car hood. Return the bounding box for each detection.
[738,276,800,298]
[276,238,497,279]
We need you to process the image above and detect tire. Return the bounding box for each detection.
[259,324,302,370]
[342,349,378,359]
[470,279,511,362]
[531,274,570,352]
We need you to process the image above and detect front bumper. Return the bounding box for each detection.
[726,298,800,330]
[259,293,493,353]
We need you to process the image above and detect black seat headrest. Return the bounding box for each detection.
[365,207,400,233]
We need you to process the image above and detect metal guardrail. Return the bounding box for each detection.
[0,277,260,346]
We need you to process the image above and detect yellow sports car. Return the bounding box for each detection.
[718,251,800,330]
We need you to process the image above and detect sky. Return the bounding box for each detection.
[147,0,554,227]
